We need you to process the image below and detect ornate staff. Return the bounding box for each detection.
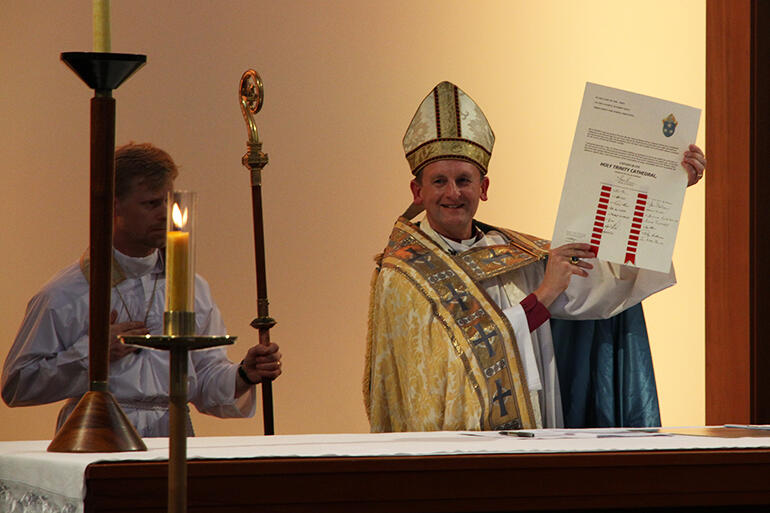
[239,69,276,435]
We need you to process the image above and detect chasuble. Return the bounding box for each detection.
[365,217,675,431]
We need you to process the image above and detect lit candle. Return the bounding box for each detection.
[93,0,111,52]
[166,203,191,311]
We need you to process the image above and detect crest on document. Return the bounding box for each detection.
[662,113,678,137]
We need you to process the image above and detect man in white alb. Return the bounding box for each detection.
[2,142,282,436]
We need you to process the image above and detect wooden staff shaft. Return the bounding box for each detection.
[251,182,275,435]
[89,94,115,387]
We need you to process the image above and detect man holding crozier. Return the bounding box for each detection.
[3,142,283,436]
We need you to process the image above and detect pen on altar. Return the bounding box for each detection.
[724,424,770,430]
[499,430,535,438]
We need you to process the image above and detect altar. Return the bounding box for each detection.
[3,428,770,512]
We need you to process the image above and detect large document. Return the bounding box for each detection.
[551,83,701,273]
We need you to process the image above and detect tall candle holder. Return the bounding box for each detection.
[122,190,235,513]
[47,51,148,453]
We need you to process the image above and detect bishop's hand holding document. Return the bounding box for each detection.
[552,83,701,273]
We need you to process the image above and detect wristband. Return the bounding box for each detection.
[238,360,260,385]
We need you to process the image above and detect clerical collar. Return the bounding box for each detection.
[113,248,160,279]
[419,220,484,255]
[440,233,483,253]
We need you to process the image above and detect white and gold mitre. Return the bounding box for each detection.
[403,81,495,175]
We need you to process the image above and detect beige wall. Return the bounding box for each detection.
[0,1,705,440]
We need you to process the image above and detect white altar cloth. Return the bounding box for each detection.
[2,428,770,513]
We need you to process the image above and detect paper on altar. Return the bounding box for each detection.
[551,82,700,272]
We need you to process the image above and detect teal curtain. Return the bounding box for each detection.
[550,303,661,428]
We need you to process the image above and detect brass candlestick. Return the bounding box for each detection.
[122,191,235,513]
[122,332,235,513]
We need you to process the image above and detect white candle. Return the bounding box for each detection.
[93,0,111,52]
[166,203,192,312]
[166,231,191,311]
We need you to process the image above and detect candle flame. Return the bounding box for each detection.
[172,202,188,229]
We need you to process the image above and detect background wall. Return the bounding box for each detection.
[0,0,705,440]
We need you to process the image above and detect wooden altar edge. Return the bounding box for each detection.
[83,449,770,512]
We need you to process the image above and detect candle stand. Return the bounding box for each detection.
[48,52,147,453]
[121,189,236,513]
[122,326,235,513]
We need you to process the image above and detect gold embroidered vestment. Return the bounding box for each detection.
[365,218,548,432]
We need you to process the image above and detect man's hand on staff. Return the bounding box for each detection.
[235,342,282,397]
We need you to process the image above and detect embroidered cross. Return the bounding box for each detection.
[492,378,512,417]
[443,281,470,312]
[404,247,435,269]
[470,323,498,357]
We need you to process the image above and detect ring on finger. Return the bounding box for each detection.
[570,256,580,264]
